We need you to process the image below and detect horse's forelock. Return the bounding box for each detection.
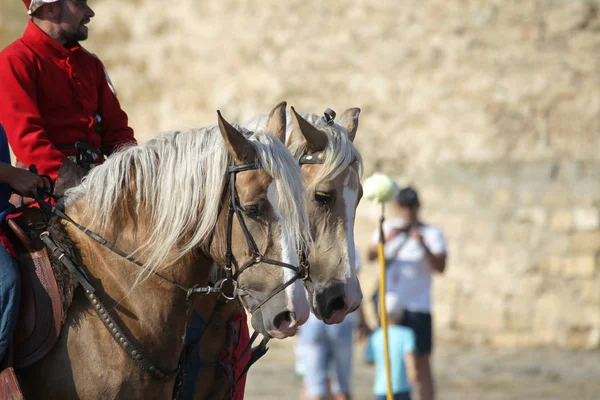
[286,112,364,190]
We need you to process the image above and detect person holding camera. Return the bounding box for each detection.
[361,187,448,400]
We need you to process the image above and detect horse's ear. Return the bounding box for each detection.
[289,106,328,152]
[338,107,361,142]
[266,101,287,144]
[217,110,256,164]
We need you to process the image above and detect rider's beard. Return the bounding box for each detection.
[58,26,88,43]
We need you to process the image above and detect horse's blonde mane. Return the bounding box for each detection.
[245,111,364,189]
[65,125,309,281]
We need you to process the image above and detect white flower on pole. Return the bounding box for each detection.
[362,173,399,203]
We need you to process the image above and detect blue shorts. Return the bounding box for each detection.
[376,391,411,400]
[399,311,432,355]
[296,314,355,397]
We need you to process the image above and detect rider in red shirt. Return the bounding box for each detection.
[0,0,134,382]
[0,0,136,182]
[1,2,253,398]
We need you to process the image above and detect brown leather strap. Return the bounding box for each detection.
[7,220,35,253]
[0,368,25,400]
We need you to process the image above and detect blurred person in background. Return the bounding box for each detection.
[295,247,363,400]
[361,187,447,400]
[0,0,136,191]
[365,292,418,400]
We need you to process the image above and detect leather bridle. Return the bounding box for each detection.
[216,151,329,400]
[215,161,310,313]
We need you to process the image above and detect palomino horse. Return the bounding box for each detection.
[185,103,364,399]
[247,104,364,324]
[17,112,311,399]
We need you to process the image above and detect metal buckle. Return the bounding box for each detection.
[323,108,336,125]
[213,278,239,301]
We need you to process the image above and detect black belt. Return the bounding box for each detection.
[57,142,103,171]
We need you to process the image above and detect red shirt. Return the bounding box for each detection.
[0,20,136,180]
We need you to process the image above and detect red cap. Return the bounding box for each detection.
[23,0,32,9]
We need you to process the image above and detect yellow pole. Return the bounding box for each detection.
[377,202,393,400]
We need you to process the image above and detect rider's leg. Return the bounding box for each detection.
[0,243,20,366]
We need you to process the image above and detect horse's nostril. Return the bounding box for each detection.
[315,283,347,319]
[273,311,293,329]
[327,296,346,313]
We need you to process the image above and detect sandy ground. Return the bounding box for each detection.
[245,339,600,400]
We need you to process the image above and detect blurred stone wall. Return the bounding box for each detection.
[1,0,599,348]
[355,161,600,350]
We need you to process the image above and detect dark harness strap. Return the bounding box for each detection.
[39,229,179,380]
[218,162,311,313]
[219,331,270,400]
[298,152,325,165]
[31,195,240,382]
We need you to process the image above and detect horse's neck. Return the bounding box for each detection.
[64,205,213,363]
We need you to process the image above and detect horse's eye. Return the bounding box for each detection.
[243,204,262,216]
[314,191,334,206]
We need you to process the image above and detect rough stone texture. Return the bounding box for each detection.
[574,208,600,231]
[1,0,599,349]
[551,209,574,232]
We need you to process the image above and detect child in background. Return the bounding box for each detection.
[365,293,418,400]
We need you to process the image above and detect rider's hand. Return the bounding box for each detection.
[9,168,49,198]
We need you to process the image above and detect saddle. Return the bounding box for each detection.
[7,207,63,370]
[0,208,63,400]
